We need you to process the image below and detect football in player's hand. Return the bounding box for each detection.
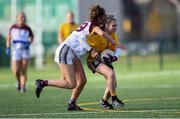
[101,49,114,59]
[101,49,117,63]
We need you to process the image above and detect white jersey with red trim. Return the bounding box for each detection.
[71,21,92,37]
[64,21,94,56]
[9,24,33,60]
[9,24,33,50]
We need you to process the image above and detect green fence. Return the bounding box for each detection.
[0,0,78,67]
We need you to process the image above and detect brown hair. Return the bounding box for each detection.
[89,5,106,26]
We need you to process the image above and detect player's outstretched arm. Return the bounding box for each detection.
[93,26,115,45]
[117,44,126,50]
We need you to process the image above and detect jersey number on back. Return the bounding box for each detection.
[76,22,88,32]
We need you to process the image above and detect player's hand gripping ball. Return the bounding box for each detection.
[101,49,117,63]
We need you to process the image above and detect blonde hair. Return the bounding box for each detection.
[106,14,117,25]
[16,10,27,22]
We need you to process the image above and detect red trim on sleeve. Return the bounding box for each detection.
[89,21,97,33]
[9,24,33,38]
[26,25,33,38]
[9,24,16,35]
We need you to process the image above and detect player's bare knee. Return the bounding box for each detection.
[20,70,27,75]
[14,70,20,76]
[68,80,77,89]
[80,78,87,86]
[107,69,114,80]
[69,83,76,89]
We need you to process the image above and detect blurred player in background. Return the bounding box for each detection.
[35,5,115,111]
[58,11,78,44]
[86,14,126,109]
[6,11,34,92]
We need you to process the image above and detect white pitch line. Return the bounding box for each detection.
[0,111,103,117]
[79,97,180,106]
[0,109,180,117]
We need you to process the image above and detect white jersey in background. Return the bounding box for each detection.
[9,24,33,50]
[9,24,33,60]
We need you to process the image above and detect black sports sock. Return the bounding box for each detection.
[42,80,48,86]
[112,95,118,101]
[102,99,107,102]
[69,99,76,104]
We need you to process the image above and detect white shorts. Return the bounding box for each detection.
[54,42,77,64]
[12,48,30,60]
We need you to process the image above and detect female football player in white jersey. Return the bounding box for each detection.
[86,14,126,109]
[6,11,34,92]
[35,5,115,110]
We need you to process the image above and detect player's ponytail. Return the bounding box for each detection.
[89,5,107,26]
